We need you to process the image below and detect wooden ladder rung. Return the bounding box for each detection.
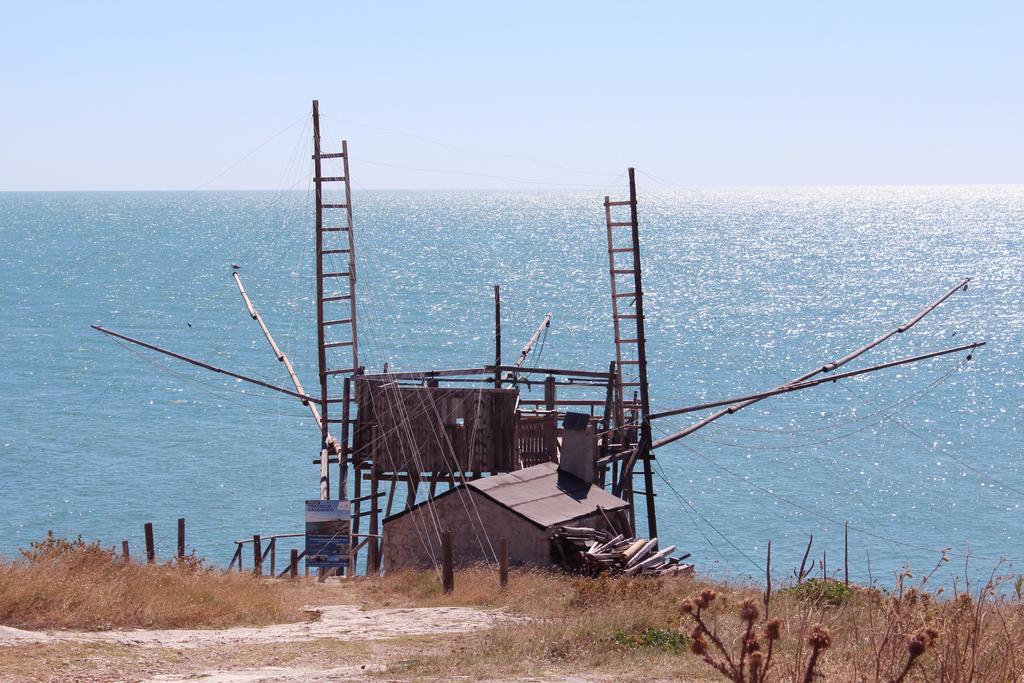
[613,292,637,298]
[620,381,641,387]
[325,366,355,375]
[322,294,352,302]
[323,272,351,278]
[322,203,348,208]
[605,199,633,207]
[619,359,641,364]
[611,269,635,275]
[322,227,350,232]
[608,221,632,227]
[323,318,352,326]
[314,152,346,159]
[618,338,641,343]
[615,314,638,319]
[315,176,347,182]
[322,248,351,255]
[609,247,633,253]
[324,340,354,349]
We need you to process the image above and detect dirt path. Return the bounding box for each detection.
[0,604,511,650]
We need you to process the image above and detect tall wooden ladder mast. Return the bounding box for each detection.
[604,168,657,538]
[312,100,360,506]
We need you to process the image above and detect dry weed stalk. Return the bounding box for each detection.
[681,589,832,682]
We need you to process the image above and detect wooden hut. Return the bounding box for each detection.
[382,461,629,571]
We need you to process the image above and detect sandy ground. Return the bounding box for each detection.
[0,604,511,650]
[0,604,520,682]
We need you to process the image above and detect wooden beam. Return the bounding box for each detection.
[487,365,610,379]
[651,341,983,449]
[504,313,553,382]
[233,272,326,430]
[360,368,493,381]
[494,284,502,389]
[648,278,976,448]
[91,325,320,404]
[313,98,330,497]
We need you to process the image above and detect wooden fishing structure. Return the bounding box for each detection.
[92,100,985,576]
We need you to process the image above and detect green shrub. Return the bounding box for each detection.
[611,627,689,653]
[782,578,853,606]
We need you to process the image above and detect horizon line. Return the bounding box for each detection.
[3,181,1024,194]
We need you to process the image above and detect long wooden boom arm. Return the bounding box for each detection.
[91,324,321,405]
[647,278,973,449]
[233,273,324,429]
[650,342,982,444]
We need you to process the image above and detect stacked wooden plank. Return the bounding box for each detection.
[549,526,693,577]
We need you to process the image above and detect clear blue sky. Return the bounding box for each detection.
[2,1,1021,190]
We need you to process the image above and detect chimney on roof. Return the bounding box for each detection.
[558,411,596,484]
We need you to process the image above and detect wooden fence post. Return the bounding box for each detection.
[844,521,849,587]
[368,535,379,575]
[290,549,298,579]
[269,538,276,577]
[177,518,185,559]
[122,539,130,563]
[441,531,454,593]
[144,522,155,563]
[253,534,262,576]
[499,538,509,588]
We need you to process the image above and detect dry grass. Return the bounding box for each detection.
[0,534,306,630]
[368,564,1024,682]
[2,535,1023,682]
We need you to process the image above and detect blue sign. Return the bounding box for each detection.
[305,499,351,568]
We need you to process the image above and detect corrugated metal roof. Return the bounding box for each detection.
[467,462,628,528]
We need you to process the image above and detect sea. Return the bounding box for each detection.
[1,186,1021,587]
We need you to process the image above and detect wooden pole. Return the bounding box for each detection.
[627,168,658,541]
[502,313,553,383]
[544,375,556,411]
[369,469,381,574]
[341,138,360,373]
[340,377,351,500]
[652,341,985,423]
[313,99,330,499]
[233,272,326,430]
[122,540,130,563]
[798,535,813,584]
[270,538,276,577]
[499,538,509,588]
[599,360,616,478]
[290,549,298,579]
[441,531,454,593]
[494,285,501,388]
[844,521,850,587]
[253,534,262,576]
[764,540,772,617]
[91,325,319,404]
[144,522,155,563]
[176,517,186,559]
[615,508,633,538]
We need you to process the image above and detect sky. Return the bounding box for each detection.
[1,1,1022,190]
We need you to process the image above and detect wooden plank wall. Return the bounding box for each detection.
[358,381,519,474]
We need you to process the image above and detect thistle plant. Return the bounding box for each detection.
[680,589,843,683]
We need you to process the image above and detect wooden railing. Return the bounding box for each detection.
[229,532,382,577]
[229,533,305,576]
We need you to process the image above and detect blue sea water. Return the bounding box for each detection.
[1,186,1021,586]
